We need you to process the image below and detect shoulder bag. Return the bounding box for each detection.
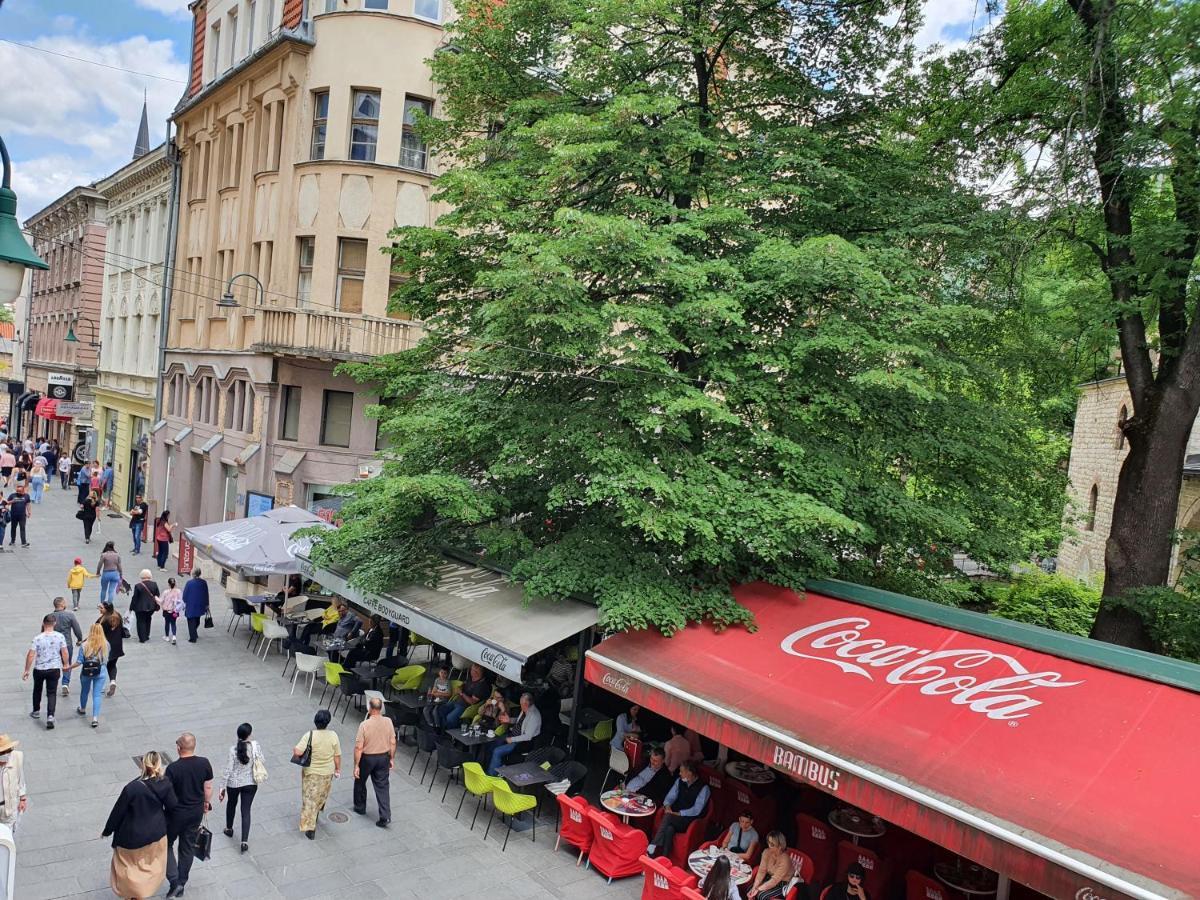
[290,731,313,768]
[251,742,269,784]
[194,816,213,861]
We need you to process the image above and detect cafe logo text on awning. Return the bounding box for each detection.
[780,617,1083,720]
[772,745,842,792]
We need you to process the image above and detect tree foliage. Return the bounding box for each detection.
[310,0,1070,633]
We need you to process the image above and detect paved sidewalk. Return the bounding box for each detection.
[0,484,639,899]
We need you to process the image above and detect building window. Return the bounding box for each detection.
[320,390,354,447]
[297,237,315,305]
[336,238,367,313]
[1086,484,1099,532]
[227,10,239,66]
[413,0,440,22]
[365,0,388,8]
[324,0,338,10]
[348,89,380,162]
[387,274,412,320]
[209,22,221,79]
[223,464,240,521]
[280,385,302,441]
[252,240,273,294]
[374,397,397,451]
[400,96,432,171]
[246,0,257,55]
[1116,404,1128,451]
[310,91,328,160]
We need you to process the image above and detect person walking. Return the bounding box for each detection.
[67,622,110,727]
[353,697,395,828]
[96,541,123,605]
[75,462,91,505]
[129,493,149,555]
[98,601,126,698]
[153,511,176,570]
[181,568,209,643]
[67,556,95,610]
[0,444,15,488]
[50,597,82,699]
[23,613,69,729]
[217,723,264,853]
[165,733,213,899]
[89,459,102,497]
[28,458,47,504]
[6,484,30,547]
[293,709,341,840]
[130,570,160,644]
[0,735,28,838]
[78,490,100,543]
[101,461,115,508]
[103,750,177,900]
[57,452,71,490]
[158,577,182,644]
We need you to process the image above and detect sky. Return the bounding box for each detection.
[0,0,991,219]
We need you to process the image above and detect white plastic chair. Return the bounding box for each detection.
[290,653,324,697]
[363,689,386,713]
[282,594,309,616]
[600,745,630,795]
[260,620,289,660]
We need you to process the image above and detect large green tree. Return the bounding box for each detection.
[926,0,1200,649]
[310,0,1066,632]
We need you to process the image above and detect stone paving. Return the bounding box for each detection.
[0,483,641,900]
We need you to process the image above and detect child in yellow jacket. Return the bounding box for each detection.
[66,557,95,611]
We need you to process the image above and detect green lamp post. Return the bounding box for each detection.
[0,134,48,303]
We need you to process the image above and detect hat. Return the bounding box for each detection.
[0,735,19,754]
[847,863,866,878]
[74,557,82,565]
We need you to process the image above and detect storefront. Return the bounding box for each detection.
[93,386,154,511]
[584,581,1199,900]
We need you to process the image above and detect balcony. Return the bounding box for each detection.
[252,307,420,361]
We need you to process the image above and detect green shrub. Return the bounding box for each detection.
[1109,587,1200,664]
[990,572,1101,637]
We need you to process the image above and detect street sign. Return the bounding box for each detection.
[178,535,194,575]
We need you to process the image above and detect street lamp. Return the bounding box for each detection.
[64,313,99,347]
[219,272,265,308]
[0,134,48,303]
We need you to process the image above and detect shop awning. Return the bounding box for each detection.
[34,398,71,421]
[298,555,598,681]
[585,582,1200,900]
[183,506,333,576]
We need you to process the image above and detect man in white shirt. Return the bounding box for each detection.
[486,692,542,774]
[22,614,68,729]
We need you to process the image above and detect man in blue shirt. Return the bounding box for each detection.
[624,746,674,805]
[647,761,710,858]
[182,568,210,643]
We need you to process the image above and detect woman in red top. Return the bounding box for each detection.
[153,511,176,571]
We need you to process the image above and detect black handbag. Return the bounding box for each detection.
[203,612,215,628]
[291,731,313,768]
[193,818,213,861]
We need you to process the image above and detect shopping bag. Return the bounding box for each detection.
[194,819,213,861]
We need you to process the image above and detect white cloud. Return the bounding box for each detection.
[914,0,990,52]
[132,0,193,21]
[0,34,187,215]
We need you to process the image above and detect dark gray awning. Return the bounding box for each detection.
[184,507,333,576]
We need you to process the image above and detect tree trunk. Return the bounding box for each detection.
[1092,387,1199,648]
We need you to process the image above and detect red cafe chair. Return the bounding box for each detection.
[794,812,837,886]
[641,854,699,900]
[625,735,647,772]
[783,850,816,900]
[587,807,650,883]
[556,793,595,865]
[906,870,950,900]
[836,841,889,899]
[652,807,713,868]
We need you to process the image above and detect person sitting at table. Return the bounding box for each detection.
[701,855,741,900]
[332,601,361,641]
[610,703,642,750]
[438,663,491,731]
[474,687,506,731]
[422,664,453,726]
[824,863,868,900]
[747,832,794,900]
[344,614,385,668]
[485,692,541,775]
[297,600,340,648]
[624,747,674,805]
[720,809,760,861]
[663,723,691,773]
[646,761,710,858]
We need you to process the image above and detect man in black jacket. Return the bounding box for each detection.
[165,732,212,898]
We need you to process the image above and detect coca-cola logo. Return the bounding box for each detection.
[780,617,1083,720]
[602,673,633,694]
[1076,889,1109,900]
[480,647,510,672]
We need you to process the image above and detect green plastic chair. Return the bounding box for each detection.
[449,679,464,700]
[577,717,613,749]
[456,762,497,830]
[389,664,426,695]
[246,612,265,651]
[319,661,347,707]
[485,778,538,850]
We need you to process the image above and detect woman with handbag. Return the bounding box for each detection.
[77,490,99,544]
[129,571,160,644]
[292,709,341,840]
[217,722,266,853]
[97,601,126,697]
[153,511,175,571]
[67,623,110,727]
[102,750,178,900]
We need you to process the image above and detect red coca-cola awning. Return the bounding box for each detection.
[585,581,1200,900]
[33,398,70,421]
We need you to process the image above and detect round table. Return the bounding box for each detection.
[724,760,776,784]
[599,790,656,823]
[828,807,886,844]
[687,848,754,886]
[934,861,998,896]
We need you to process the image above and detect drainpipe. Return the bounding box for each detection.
[154,135,182,424]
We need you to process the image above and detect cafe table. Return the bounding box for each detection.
[389,691,429,710]
[354,663,395,691]
[497,761,557,789]
[687,848,754,886]
[934,860,999,896]
[599,789,656,824]
[725,760,777,785]
[828,807,886,845]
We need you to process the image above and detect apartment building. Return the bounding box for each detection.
[153,0,441,527]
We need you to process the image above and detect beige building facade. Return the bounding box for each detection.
[1057,376,1200,583]
[153,0,442,529]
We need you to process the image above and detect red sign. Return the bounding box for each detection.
[586,584,1199,900]
[177,535,194,576]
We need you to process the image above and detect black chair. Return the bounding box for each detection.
[226,597,255,634]
[429,737,472,801]
[524,745,565,767]
[408,721,438,783]
[541,759,588,821]
[335,673,367,723]
[385,702,421,745]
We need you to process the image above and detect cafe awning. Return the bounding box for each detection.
[34,398,70,421]
[183,507,333,576]
[298,555,598,681]
[585,581,1200,900]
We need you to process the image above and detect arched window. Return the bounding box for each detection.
[1086,484,1099,531]
[1116,404,1128,450]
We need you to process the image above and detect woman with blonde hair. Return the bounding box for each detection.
[103,750,178,899]
[66,622,110,727]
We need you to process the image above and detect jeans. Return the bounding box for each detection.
[486,739,518,775]
[225,785,258,842]
[164,614,177,637]
[79,671,107,717]
[650,813,701,856]
[155,540,170,569]
[353,753,392,821]
[32,668,61,716]
[442,699,471,730]
[8,517,26,544]
[134,609,153,642]
[130,523,142,554]
[61,647,73,686]
[166,812,203,888]
[99,571,120,604]
[29,477,44,503]
[70,588,81,610]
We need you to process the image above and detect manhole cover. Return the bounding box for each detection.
[328,812,349,824]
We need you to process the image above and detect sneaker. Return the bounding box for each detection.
[223,828,234,837]
[76,707,85,716]
[376,819,389,828]
[91,719,99,728]
[61,685,69,696]
[28,710,39,719]
[46,718,54,730]
[171,636,177,645]
[163,635,171,642]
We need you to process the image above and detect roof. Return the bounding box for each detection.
[133,99,151,159]
[586,582,1200,900]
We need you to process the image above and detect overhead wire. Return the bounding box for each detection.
[0,38,188,84]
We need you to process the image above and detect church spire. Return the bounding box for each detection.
[133,92,150,160]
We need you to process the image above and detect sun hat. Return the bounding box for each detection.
[0,735,20,754]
